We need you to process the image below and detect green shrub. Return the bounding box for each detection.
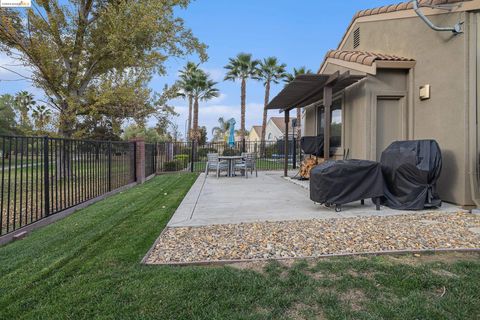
[264,143,277,158]
[163,160,186,171]
[174,154,189,162]
[222,148,240,156]
[197,147,218,158]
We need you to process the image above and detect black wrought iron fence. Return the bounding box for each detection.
[0,136,135,236]
[157,139,301,173]
[145,143,157,177]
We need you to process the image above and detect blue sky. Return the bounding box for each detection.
[0,0,394,138]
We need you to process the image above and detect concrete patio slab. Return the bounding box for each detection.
[167,172,463,227]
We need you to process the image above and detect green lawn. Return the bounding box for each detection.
[0,173,479,319]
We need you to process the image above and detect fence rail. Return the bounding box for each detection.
[156,140,301,173]
[0,136,135,236]
[1,136,298,237]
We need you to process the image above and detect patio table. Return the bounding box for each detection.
[218,155,244,177]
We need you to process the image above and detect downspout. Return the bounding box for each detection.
[412,0,463,34]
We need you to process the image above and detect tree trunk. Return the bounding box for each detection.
[240,78,246,141]
[56,102,75,178]
[58,102,75,138]
[296,107,302,140]
[192,96,199,141]
[260,80,270,156]
[187,95,193,141]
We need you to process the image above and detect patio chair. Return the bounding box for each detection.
[235,153,257,178]
[242,152,258,177]
[205,153,228,178]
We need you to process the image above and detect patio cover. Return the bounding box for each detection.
[266,72,365,111]
[267,71,365,175]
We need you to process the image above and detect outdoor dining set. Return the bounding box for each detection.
[205,153,258,178]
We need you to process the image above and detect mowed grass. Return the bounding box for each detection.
[0,173,479,319]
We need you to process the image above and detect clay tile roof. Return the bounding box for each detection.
[355,0,467,20]
[342,1,468,49]
[325,50,415,66]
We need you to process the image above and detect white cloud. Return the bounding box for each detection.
[207,92,228,104]
[203,67,225,82]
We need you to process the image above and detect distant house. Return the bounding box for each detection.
[248,126,262,142]
[268,0,480,207]
[265,117,295,141]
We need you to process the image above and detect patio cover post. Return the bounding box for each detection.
[323,85,332,160]
[284,109,290,177]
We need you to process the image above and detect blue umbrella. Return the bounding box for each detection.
[228,118,236,147]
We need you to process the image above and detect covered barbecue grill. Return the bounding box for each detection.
[309,159,384,211]
[301,135,324,157]
[380,140,442,210]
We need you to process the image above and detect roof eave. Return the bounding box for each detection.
[319,58,416,75]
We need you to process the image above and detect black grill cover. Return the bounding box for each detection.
[380,140,442,210]
[309,159,384,205]
[301,135,324,156]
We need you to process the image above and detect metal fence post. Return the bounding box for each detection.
[154,142,157,173]
[133,142,137,182]
[292,136,297,169]
[43,136,50,216]
[190,140,195,172]
[108,142,112,191]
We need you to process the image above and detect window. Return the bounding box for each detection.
[316,98,342,149]
[331,103,342,148]
[268,133,272,140]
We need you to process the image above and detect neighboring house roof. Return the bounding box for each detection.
[250,125,262,137]
[325,50,415,67]
[270,117,293,135]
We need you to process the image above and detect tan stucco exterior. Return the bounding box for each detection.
[302,3,480,207]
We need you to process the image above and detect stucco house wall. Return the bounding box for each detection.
[302,4,479,207]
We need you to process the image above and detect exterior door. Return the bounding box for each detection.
[376,98,401,160]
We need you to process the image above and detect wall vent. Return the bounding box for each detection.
[353,27,360,49]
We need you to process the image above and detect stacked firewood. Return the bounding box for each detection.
[299,157,323,179]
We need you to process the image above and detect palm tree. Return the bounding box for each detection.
[285,67,313,139]
[32,105,52,132]
[14,91,35,129]
[191,69,220,142]
[177,62,199,141]
[211,117,230,141]
[224,53,260,141]
[257,57,287,149]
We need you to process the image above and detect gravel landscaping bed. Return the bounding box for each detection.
[145,212,480,264]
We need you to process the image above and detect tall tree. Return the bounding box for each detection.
[191,69,219,141]
[14,91,35,130]
[0,1,206,137]
[224,53,259,141]
[285,67,313,139]
[0,94,17,135]
[31,105,52,133]
[257,57,287,148]
[211,116,230,141]
[177,62,199,141]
